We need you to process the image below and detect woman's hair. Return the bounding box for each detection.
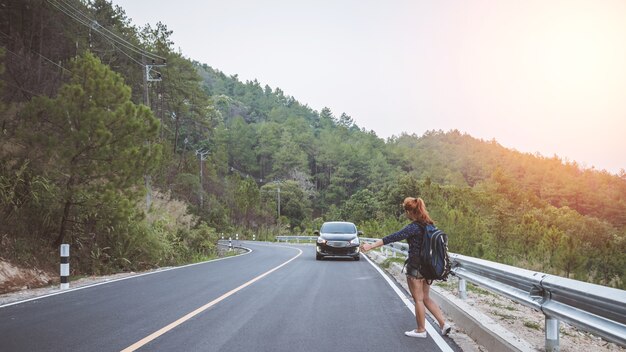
[403,197,434,224]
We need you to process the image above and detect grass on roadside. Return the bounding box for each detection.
[434,280,455,290]
[491,310,516,321]
[381,257,406,269]
[488,299,517,311]
[523,321,542,330]
[467,282,494,296]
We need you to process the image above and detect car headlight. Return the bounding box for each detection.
[350,237,359,245]
[317,237,327,244]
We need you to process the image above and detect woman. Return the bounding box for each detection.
[361,197,452,338]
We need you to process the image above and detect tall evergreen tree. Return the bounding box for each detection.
[18,52,160,245]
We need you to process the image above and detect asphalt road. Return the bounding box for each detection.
[0,242,459,352]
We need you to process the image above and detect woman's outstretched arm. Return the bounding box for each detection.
[361,239,383,252]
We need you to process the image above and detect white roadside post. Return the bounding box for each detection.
[253,234,256,241]
[60,244,70,290]
[458,278,467,300]
[229,237,232,251]
[545,318,560,352]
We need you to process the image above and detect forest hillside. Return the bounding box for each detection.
[0,0,624,290]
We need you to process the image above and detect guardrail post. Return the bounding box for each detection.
[229,237,232,251]
[458,278,467,300]
[60,244,70,290]
[545,317,560,352]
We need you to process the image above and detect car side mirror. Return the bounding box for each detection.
[313,230,320,236]
[357,231,363,236]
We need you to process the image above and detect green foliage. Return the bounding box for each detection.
[260,180,311,229]
[17,52,161,245]
[340,189,383,224]
[381,257,405,269]
[467,282,494,296]
[523,321,542,330]
[1,1,624,290]
[390,130,626,227]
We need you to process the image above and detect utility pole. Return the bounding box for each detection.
[196,149,209,208]
[142,56,166,211]
[277,186,281,219]
[276,185,283,234]
[142,55,151,211]
[274,183,281,233]
[260,181,282,232]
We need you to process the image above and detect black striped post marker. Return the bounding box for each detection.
[60,244,70,290]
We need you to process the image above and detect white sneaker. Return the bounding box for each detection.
[441,323,451,336]
[405,330,427,338]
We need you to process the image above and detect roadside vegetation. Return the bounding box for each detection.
[1,0,624,288]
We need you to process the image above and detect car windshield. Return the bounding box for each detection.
[320,223,356,234]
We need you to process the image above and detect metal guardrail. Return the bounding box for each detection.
[277,235,626,351]
[451,254,626,350]
[275,236,317,243]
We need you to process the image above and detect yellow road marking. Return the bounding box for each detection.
[121,247,302,352]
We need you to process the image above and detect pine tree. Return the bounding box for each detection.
[19,52,161,246]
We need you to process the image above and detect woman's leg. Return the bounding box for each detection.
[407,276,426,332]
[422,283,446,328]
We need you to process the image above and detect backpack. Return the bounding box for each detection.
[408,223,451,284]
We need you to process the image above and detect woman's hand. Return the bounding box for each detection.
[361,239,383,253]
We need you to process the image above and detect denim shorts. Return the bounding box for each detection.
[405,263,424,280]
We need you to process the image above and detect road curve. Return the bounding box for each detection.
[0,242,459,352]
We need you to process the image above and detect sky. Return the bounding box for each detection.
[110,0,626,174]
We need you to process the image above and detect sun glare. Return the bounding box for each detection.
[538,12,624,100]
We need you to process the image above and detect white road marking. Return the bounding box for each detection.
[362,254,454,352]
[0,246,253,309]
[120,246,303,352]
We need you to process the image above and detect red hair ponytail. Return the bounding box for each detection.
[402,197,434,224]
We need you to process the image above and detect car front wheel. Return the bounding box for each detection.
[316,253,323,260]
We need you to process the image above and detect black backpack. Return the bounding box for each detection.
[409,223,451,284]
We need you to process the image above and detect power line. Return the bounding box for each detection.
[0,30,73,74]
[0,45,70,98]
[57,0,164,60]
[48,0,139,57]
[51,0,162,61]
[109,41,145,67]
[47,0,166,86]
[3,81,39,97]
[46,0,164,64]
[228,164,266,183]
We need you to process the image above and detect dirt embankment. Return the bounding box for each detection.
[0,259,55,294]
